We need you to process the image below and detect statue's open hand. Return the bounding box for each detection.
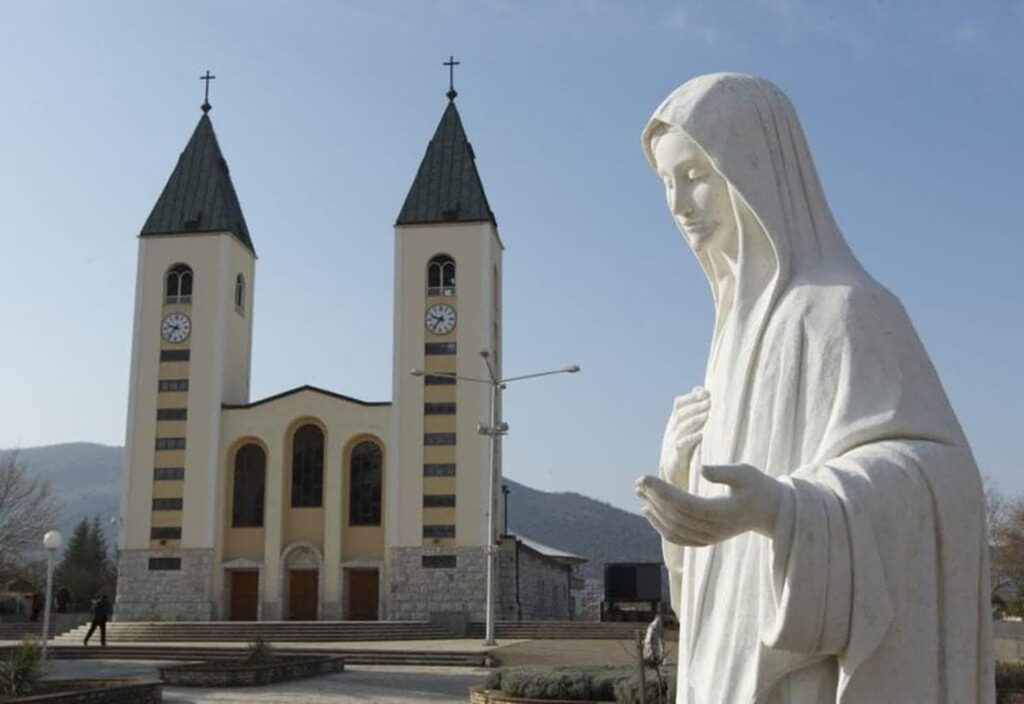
[635,464,783,546]
[660,386,710,486]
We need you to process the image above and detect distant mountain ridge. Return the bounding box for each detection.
[503,478,662,579]
[7,443,660,580]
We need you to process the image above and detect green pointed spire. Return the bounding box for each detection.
[396,100,495,226]
[141,114,254,253]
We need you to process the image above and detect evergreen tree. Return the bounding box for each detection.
[55,516,114,611]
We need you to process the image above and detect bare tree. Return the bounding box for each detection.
[984,475,1024,616]
[986,476,1008,541]
[0,451,60,575]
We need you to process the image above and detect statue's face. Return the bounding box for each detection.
[653,128,734,252]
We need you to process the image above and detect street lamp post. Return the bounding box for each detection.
[41,530,63,660]
[412,351,579,646]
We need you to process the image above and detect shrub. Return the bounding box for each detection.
[613,668,675,704]
[501,669,593,700]
[998,661,1024,692]
[484,666,651,702]
[482,665,675,703]
[245,637,276,665]
[0,639,43,697]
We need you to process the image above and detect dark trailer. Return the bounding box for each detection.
[601,561,664,623]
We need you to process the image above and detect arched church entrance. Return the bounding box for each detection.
[281,542,322,621]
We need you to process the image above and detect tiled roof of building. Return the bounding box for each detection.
[396,99,495,227]
[141,114,253,253]
[514,535,588,565]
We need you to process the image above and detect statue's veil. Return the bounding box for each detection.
[641,73,869,464]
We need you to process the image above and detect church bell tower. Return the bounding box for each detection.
[116,90,256,621]
[386,75,504,620]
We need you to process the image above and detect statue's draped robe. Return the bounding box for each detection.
[643,74,994,703]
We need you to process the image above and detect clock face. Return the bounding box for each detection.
[425,304,457,335]
[161,313,191,344]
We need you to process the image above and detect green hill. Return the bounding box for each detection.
[8,443,660,580]
[504,478,662,579]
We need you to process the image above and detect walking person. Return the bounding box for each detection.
[82,595,110,646]
[29,592,42,622]
[55,586,70,614]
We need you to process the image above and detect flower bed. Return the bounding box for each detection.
[1,678,161,703]
[158,655,344,687]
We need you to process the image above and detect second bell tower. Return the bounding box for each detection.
[386,86,504,620]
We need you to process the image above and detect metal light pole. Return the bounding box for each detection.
[412,352,579,646]
[41,530,63,660]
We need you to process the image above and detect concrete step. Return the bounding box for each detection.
[466,621,659,639]
[54,620,457,644]
[38,645,487,667]
[0,623,74,640]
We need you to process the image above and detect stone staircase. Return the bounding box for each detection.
[466,621,671,640]
[0,621,74,641]
[40,643,487,667]
[55,620,457,644]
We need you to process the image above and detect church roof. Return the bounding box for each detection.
[396,99,496,227]
[141,113,254,253]
[222,384,390,410]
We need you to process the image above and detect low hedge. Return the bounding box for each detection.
[487,662,1024,704]
[999,662,1024,691]
[482,666,674,703]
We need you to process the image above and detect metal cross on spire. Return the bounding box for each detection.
[200,69,216,114]
[443,55,460,101]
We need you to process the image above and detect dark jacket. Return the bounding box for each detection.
[91,597,110,624]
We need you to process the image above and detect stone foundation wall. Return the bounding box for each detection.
[496,539,574,621]
[515,547,571,620]
[386,546,488,620]
[115,549,213,621]
[497,546,519,620]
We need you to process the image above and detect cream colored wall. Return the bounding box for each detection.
[389,221,503,549]
[218,390,390,610]
[121,233,255,553]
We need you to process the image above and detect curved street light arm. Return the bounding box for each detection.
[499,366,581,385]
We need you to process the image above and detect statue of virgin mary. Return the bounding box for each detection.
[634,73,994,703]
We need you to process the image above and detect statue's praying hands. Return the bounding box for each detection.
[658,386,709,487]
[637,385,783,547]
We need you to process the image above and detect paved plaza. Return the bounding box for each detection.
[45,659,487,703]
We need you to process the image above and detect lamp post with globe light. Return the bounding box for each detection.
[412,350,579,646]
[41,530,62,660]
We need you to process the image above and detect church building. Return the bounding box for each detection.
[114,76,584,622]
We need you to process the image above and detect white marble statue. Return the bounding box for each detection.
[634,73,994,703]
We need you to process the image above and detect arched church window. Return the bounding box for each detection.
[165,264,193,304]
[349,441,382,526]
[234,274,245,313]
[427,255,456,296]
[291,424,324,508]
[232,443,265,528]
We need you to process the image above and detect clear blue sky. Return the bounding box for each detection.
[1,1,1021,512]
